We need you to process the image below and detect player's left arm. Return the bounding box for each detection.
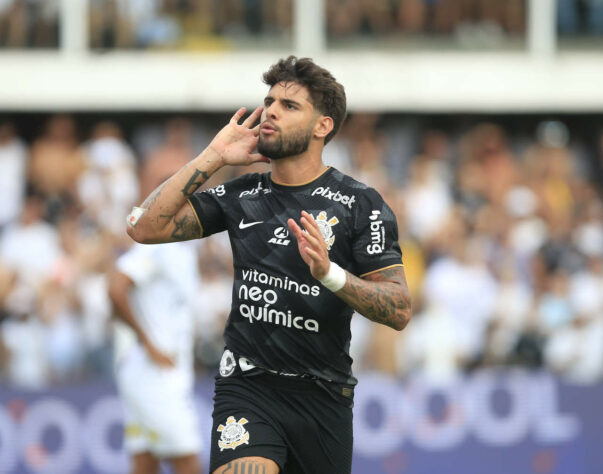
[288,211,411,331]
[337,265,411,331]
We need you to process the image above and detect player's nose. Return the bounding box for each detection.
[264,102,278,120]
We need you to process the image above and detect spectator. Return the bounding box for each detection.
[404,155,453,241]
[28,114,83,222]
[0,300,49,388]
[0,192,63,289]
[0,121,27,228]
[544,312,603,385]
[78,121,139,238]
[423,219,499,364]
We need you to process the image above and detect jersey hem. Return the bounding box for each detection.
[359,263,403,278]
[270,166,331,187]
[186,199,204,238]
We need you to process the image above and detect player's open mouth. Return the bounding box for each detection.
[261,123,277,135]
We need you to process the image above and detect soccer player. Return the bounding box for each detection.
[108,239,202,474]
[127,56,412,474]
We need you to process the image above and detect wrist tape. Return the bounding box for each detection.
[319,262,347,292]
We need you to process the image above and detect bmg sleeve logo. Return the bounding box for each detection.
[367,210,385,255]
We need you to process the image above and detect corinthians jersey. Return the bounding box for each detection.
[189,167,402,390]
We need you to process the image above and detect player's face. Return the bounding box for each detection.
[258,82,318,160]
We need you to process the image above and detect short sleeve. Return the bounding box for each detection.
[188,183,228,237]
[116,244,158,286]
[351,188,403,277]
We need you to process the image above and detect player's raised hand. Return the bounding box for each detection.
[209,106,270,166]
[288,210,331,280]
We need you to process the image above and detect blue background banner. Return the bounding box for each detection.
[1,370,601,474]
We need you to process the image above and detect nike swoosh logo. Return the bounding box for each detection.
[239,219,264,229]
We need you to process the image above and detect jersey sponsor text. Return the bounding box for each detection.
[311,186,356,209]
[268,226,290,246]
[367,210,386,255]
[241,268,320,296]
[239,302,319,332]
[204,184,226,197]
[239,181,271,198]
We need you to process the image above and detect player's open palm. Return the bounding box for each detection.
[288,211,330,280]
[210,106,269,166]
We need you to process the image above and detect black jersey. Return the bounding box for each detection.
[189,167,402,388]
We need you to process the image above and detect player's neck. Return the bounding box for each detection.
[270,151,327,186]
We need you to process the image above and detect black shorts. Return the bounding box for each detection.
[209,372,353,474]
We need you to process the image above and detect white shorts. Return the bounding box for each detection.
[116,349,202,458]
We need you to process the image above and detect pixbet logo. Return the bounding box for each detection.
[367,210,385,255]
[311,187,356,209]
[239,181,270,198]
[268,227,290,246]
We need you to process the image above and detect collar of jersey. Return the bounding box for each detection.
[269,166,333,191]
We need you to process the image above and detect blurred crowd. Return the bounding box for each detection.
[1,0,602,50]
[0,112,601,390]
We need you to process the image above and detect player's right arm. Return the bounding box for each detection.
[127,107,267,244]
[108,268,175,368]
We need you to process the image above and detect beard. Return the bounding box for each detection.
[258,124,313,160]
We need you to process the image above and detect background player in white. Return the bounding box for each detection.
[109,220,202,473]
[126,56,412,474]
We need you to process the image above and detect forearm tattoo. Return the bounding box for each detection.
[338,266,411,330]
[181,168,209,197]
[170,213,201,241]
[216,459,268,474]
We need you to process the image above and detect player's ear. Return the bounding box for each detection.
[314,115,334,141]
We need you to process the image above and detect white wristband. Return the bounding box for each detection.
[319,262,347,292]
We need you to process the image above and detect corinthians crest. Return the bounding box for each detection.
[312,211,339,251]
[217,416,250,451]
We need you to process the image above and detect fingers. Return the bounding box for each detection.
[231,106,263,128]
[289,212,323,248]
[230,107,247,124]
[290,214,327,258]
[299,221,323,249]
[287,218,303,238]
[303,247,322,261]
[242,106,263,128]
[248,153,270,163]
[299,212,324,247]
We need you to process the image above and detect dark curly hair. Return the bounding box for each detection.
[262,56,347,145]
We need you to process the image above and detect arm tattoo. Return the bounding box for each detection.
[216,459,267,474]
[181,168,209,197]
[338,266,411,331]
[170,214,200,241]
